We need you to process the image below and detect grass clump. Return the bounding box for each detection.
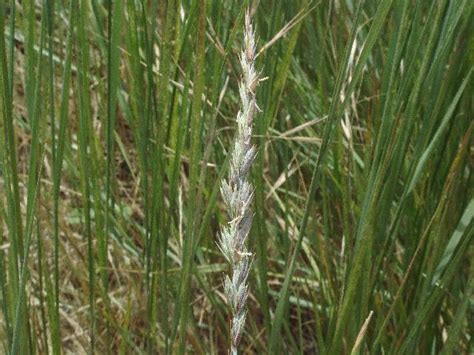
[0,0,472,354]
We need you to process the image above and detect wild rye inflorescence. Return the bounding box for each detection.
[218,9,261,355]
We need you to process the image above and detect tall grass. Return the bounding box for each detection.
[0,0,472,353]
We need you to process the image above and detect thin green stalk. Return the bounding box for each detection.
[176,1,207,353]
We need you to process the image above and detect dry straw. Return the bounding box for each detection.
[218,9,261,355]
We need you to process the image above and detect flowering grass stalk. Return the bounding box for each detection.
[218,9,260,355]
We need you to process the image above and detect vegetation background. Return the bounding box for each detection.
[0,0,472,353]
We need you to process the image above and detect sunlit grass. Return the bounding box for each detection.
[0,0,472,353]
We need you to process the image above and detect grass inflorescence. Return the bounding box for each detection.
[218,9,260,355]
